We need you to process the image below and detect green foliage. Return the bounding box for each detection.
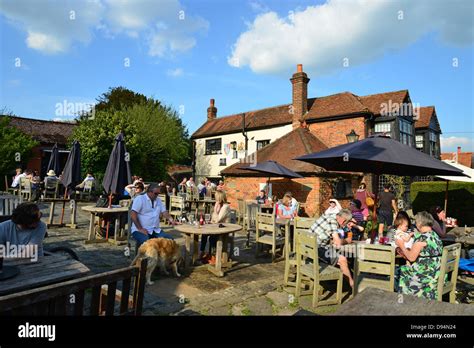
[0,116,38,186]
[94,86,161,113]
[410,181,474,226]
[383,175,408,202]
[72,95,190,182]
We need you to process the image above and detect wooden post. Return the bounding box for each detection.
[444,180,449,216]
[48,201,56,225]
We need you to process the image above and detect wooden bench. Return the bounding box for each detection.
[0,258,148,316]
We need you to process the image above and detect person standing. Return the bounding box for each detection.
[354,183,375,220]
[378,183,398,237]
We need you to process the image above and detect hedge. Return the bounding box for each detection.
[410,181,474,226]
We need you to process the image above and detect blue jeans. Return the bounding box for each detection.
[132,230,173,248]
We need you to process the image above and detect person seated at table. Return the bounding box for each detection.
[199,191,231,265]
[285,191,299,213]
[11,168,25,188]
[76,172,95,191]
[397,211,443,300]
[324,198,341,216]
[0,202,47,257]
[178,177,187,193]
[130,184,175,248]
[44,170,59,187]
[429,206,447,238]
[349,199,365,223]
[255,190,267,204]
[217,180,225,191]
[309,209,354,288]
[345,218,364,241]
[125,181,145,199]
[391,214,414,249]
[277,194,296,219]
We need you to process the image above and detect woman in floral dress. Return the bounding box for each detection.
[396,211,443,300]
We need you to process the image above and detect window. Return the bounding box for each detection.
[415,135,424,149]
[374,122,391,133]
[257,140,270,150]
[429,131,438,157]
[333,179,353,199]
[205,138,222,155]
[219,158,227,166]
[399,119,413,146]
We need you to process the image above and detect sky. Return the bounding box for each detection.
[1,0,473,153]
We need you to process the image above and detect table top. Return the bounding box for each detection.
[0,254,90,296]
[82,205,129,213]
[333,287,474,315]
[175,223,242,235]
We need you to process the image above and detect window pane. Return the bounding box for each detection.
[375,122,391,133]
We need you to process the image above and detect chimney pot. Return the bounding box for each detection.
[290,64,310,130]
[297,64,303,73]
[210,98,215,106]
[207,98,217,121]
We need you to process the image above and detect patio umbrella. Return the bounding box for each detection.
[296,135,467,240]
[47,143,61,176]
[241,160,303,196]
[102,133,132,239]
[59,140,81,224]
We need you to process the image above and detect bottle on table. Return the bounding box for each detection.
[200,214,204,226]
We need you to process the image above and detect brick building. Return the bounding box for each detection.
[1,115,76,180]
[191,64,443,215]
[441,147,473,168]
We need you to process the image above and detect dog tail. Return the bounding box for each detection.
[130,246,144,267]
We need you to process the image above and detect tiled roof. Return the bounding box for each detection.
[221,127,327,176]
[191,90,411,139]
[415,106,441,131]
[2,115,76,145]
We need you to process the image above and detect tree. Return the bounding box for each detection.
[72,97,190,182]
[0,116,38,185]
[94,87,161,113]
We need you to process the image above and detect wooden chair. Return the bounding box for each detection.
[0,258,147,316]
[353,244,395,296]
[437,243,461,303]
[246,202,259,247]
[295,229,343,307]
[237,199,246,226]
[284,217,316,286]
[4,175,18,196]
[19,177,32,201]
[44,178,59,199]
[255,212,284,262]
[0,195,22,216]
[169,195,185,222]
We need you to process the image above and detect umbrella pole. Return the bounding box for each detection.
[444,180,449,216]
[105,193,112,240]
[371,175,379,243]
[59,187,68,225]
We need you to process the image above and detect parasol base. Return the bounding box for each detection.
[0,266,20,281]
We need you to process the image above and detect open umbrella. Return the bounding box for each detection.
[241,160,303,196]
[59,140,81,224]
[296,135,468,240]
[101,133,132,239]
[47,143,61,175]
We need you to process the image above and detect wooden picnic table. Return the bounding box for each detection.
[40,197,78,229]
[175,223,242,277]
[81,205,129,245]
[0,253,90,296]
[185,198,215,214]
[333,287,474,315]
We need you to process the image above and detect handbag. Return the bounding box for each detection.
[365,191,375,208]
[95,196,109,208]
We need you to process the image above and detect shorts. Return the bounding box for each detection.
[317,246,339,266]
[378,210,393,226]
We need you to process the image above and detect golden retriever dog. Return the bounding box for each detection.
[130,238,182,285]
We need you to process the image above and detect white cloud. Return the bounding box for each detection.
[0,0,208,57]
[167,68,184,77]
[229,0,474,76]
[249,0,270,13]
[441,136,474,152]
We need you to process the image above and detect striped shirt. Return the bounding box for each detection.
[309,214,340,247]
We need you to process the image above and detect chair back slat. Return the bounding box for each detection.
[294,217,316,230]
[437,243,461,303]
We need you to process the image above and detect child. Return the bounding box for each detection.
[392,214,414,249]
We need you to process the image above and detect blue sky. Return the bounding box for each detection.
[1,0,473,152]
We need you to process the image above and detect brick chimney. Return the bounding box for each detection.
[290,64,310,129]
[207,99,217,121]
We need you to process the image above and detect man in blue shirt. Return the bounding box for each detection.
[0,203,47,260]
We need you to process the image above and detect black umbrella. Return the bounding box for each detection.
[47,143,61,175]
[296,135,466,177]
[295,135,467,241]
[61,140,81,190]
[102,132,132,197]
[241,160,303,197]
[59,140,81,224]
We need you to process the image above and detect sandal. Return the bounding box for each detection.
[208,256,217,265]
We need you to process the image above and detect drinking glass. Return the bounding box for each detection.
[205,214,211,224]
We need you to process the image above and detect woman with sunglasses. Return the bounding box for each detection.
[429,206,447,238]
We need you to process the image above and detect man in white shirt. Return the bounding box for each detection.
[130,184,175,247]
[11,168,26,188]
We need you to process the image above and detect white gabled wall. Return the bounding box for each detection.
[194,124,293,179]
